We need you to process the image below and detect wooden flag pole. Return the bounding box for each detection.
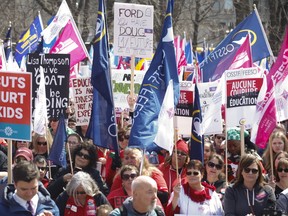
[7,139,12,184]
[174,126,179,180]
[240,124,245,156]
[66,142,74,175]
[130,55,135,98]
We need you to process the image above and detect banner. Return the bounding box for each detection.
[113,2,154,58]
[0,71,31,141]
[26,54,70,118]
[225,68,263,129]
[71,77,93,125]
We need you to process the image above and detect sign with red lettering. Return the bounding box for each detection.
[71,77,93,125]
[0,71,32,141]
[225,68,263,128]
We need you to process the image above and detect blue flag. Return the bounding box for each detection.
[200,9,272,82]
[4,24,12,61]
[86,0,119,153]
[185,40,193,64]
[15,14,43,65]
[48,115,67,168]
[128,0,180,150]
[190,84,204,162]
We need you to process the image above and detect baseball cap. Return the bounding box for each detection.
[15,147,34,161]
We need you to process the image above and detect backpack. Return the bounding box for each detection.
[118,205,164,216]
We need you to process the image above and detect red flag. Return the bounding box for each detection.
[50,20,88,67]
[251,26,288,148]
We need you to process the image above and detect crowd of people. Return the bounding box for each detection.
[1,105,288,216]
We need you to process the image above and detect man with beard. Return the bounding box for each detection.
[109,176,164,216]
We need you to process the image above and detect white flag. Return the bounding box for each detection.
[154,80,175,155]
[34,66,48,135]
[41,0,73,44]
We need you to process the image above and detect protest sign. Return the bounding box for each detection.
[26,53,70,119]
[226,67,263,129]
[0,71,31,141]
[71,77,93,125]
[174,81,193,136]
[113,2,154,58]
[111,69,146,110]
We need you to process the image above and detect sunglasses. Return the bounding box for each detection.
[277,168,288,173]
[37,141,47,146]
[50,118,58,122]
[76,191,86,195]
[122,173,138,181]
[186,171,200,176]
[207,161,222,170]
[38,166,47,172]
[123,118,130,122]
[124,135,130,140]
[216,136,225,140]
[243,168,259,174]
[173,150,187,157]
[76,152,90,160]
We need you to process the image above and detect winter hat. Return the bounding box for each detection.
[227,127,249,141]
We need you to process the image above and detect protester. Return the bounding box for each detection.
[12,140,32,156]
[117,128,130,150]
[224,153,276,215]
[34,155,49,188]
[262,131,288,174]
[202,154,226,199]
[0,150,7,173]
[110,148,169,206]
[274,158,288,199]
[96,204,113,216]
[277,187,288,214]
[165,160,223,215]
[75,125,89,140]
[204,140,215,164]
[49,117,75,137]
[158,139,189,194]
[67,117,77,132]
[47,143,109,200]
[56,171,110,216]
[107,165,139,208]
[66,133,82,153]
[0,161,59,215]
[32,133,53,158]
[109,176,165,216]
[212,133,225,155]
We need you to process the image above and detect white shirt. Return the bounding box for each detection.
[13,192,39,215]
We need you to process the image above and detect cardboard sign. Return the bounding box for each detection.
[71,77,93,125]
[26,53,70,119]
[0,71,32,141]
[114,2,154,58]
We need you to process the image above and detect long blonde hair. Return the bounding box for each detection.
[262,131,288,173]
[32,131,53,154]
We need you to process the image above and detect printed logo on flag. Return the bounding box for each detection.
[52,38,79,54]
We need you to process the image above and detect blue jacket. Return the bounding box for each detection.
[0,183,59,216]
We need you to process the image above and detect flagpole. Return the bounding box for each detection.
[253,4,275,63]
[240,124,245,156]
[66,141,74,175]
[7,139,12,184]
[45,127,52,180]
[130,54,135,98]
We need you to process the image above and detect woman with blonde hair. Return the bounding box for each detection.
[56,171,110,216]
[32,132,53,158]
[262,130,288,174]
[110,147,169,205]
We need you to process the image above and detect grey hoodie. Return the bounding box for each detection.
[224,183,276,216]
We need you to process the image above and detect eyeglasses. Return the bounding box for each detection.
[122,173,138,180]
[243,168,259,174]
[68,141,78,145]
[50,118,58,122]
[123,118,130,122]
[76,191,86,195]
[277,168,288,173]
[216,136,225,140]
[76,152,90,160]
[173,150,187,157]
[207,161,222,170]
[186,171,200,176]
[38,166,47,172]
[37,141,47,146]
